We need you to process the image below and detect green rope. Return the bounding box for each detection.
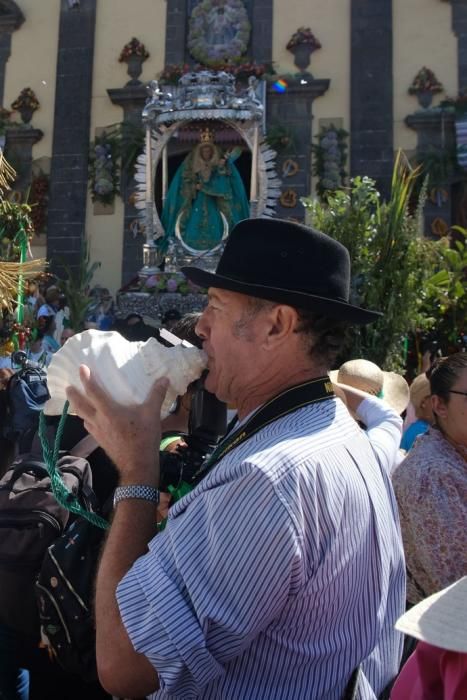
[13,225,27,325]
[39,404,109,530]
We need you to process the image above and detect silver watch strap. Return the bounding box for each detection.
[113,485,160,507]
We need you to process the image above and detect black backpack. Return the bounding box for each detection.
[0,447,95,639]
[3,362,50,452]
[35,500,110,681]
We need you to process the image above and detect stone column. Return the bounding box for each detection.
[46,0,97,273]
[267,78,330,220]
[165,0,187,66]
[451,0,467,93]
[108,84,147,284]
[4,125,43,194]
[350,0,394,198]
[0,3,24,105]
[251,0,273,64]
[406,108,456,234]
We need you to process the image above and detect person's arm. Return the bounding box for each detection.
[334,383,402,473]
[66,366,168,698]
[115,464,303,696]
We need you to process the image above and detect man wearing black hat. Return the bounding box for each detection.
[67,219,405,700]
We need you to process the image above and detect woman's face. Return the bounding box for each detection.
[200,145,214,162]
[432,366,467,447]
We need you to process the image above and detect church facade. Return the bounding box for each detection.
[0,0,466,292]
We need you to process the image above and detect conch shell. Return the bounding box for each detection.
[44,329,207,418]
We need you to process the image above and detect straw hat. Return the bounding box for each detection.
[329,359,410,415]
[408,372,431,412]
[396,576,467,653]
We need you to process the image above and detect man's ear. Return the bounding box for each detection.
[264,305,298,347]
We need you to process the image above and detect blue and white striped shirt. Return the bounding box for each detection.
[117,397,405,699]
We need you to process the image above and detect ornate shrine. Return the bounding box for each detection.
[117,70,280,323]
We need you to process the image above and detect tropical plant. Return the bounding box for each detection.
[302,152,443,370]
[56,243,101,331]
[422,227,467,349]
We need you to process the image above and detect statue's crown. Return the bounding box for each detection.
[200,127,214,144]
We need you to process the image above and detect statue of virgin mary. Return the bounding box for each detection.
[160,129,250,253]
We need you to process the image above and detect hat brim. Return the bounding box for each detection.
[328,365,409,415]
[382,372,410,415]
[396,576,467,653]
[182,268,381,325]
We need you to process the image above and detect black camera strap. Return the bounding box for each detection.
[193,375,334,481]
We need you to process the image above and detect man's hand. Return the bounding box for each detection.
[66,365,169,484]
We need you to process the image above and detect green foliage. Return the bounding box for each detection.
[412,146,461,192]
[57,242,101,332]
[88,122,145,204]
[118,120,145,172]
[0,199,34,261]
[303,152,444,370]
[422,227,467,347]
[265,123,297,154]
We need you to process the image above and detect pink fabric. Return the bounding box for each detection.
[391,641,467,700]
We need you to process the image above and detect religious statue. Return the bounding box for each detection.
[160,128,250,253]
[206,5,237,48]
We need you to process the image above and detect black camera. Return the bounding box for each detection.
[158,375,227,492]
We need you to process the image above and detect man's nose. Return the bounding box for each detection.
[195,313,208,340]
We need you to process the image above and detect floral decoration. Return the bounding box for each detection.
[286,27,321,52]
[158,61,273,85]
[188,0,251,67]
[408,67,443,94]
[11,88,40,113]
[312,125,348,198]
[28,173,49,233]
[142,272,202,295]
[118,37,149,63]
[88,132,120,206]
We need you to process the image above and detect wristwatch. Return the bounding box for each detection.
[113,485,160,508]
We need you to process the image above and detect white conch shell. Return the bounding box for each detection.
[44,329,207,418]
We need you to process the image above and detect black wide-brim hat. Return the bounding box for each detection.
[182,218,381,324]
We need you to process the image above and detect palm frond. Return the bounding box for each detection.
[0,259,45,311]
[0,150,16,197]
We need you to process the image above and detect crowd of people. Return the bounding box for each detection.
[0,217,466,699]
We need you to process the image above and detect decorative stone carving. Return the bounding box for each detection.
[188,0,250,66]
